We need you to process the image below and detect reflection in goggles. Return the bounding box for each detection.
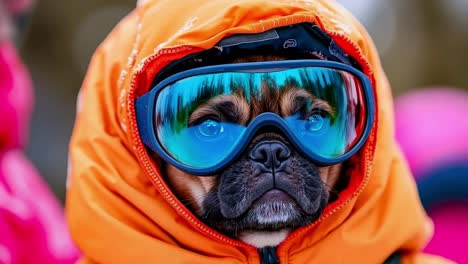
[153,67,366,168]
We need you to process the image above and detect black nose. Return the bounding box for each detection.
[249,140,291,169]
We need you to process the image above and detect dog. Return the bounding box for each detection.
[163,54,345,249]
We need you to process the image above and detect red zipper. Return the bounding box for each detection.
[127,20,378,264]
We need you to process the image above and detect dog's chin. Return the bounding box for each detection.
[249,190,301,226]
[243,189,322,230]
[201,187,328,240]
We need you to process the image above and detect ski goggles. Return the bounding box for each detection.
[136,60,374,175]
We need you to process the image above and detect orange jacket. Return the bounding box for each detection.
[66,1,454,263]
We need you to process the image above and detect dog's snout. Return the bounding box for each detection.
[249,140,291,169]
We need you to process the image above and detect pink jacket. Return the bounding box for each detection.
[0,41,79,264]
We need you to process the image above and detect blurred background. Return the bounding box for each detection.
[5,0,467,262]
[19,0,468,200]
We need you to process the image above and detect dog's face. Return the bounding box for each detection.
[163,55,344,247]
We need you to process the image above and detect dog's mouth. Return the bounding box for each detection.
[218,161,326,218]
[244,184,321,216]
[247,189,303,226]
[200,157,329,236]
[241,183,324,226]
[253,189,294,206]
[205,183,326,234]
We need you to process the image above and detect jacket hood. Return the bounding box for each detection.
[66,1,450,263]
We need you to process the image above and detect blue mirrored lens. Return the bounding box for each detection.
[158,121,245,168]
[154,67,365,169]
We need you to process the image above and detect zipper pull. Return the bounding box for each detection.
[259,246,280,264]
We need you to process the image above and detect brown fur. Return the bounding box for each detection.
[165,165,217,216]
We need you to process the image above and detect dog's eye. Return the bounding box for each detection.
[305,111,326,132]
[197,119,224,138]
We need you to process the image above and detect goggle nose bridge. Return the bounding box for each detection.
[221,112,332,167]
